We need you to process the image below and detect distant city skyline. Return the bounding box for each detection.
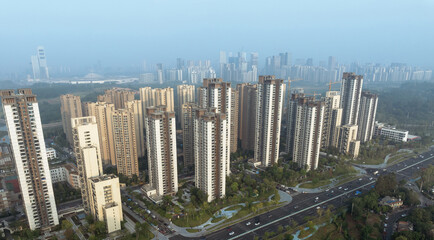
[1,0,434,74]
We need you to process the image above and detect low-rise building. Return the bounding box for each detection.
[374,122,409,142]
[49,163,80,189]
[46,148,57,160]
[380,196,403,209]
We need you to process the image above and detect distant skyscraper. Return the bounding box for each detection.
[145,107,178,197]
[357,91,378,143]
[340,72,363,125]
[254,76,285,166]
[86,102,116,166]
[97,88,135,110]
[321,91,343,149]
[0,89,58,230]
[328,56,337,70]
[60,94,83,146]
[31,46,50,80]
[197,78,231,174]
[286,94,324,171]
[237,83,257,150]
[194,108,228,202]
[112,109,139,177]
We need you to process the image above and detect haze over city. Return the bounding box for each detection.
[1,0,434,73]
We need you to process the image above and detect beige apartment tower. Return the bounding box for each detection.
[98,88,135,110]
[197,78,231,174]
[254,76,285,167]
[194,108,228,202]
[86,102,116,166]
[88,174,123,233]
[140,87,175,114]
[337,124,360,158]
[145,107,178,196]
[112,109,139,177]
[126,100,146,158]
[230,89,239,153]
[71,116,103,213]
[60,94,83,145]
[286,95,325,171]
[321,91,343,149]
[176,85,195,125]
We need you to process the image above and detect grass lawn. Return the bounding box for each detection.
[186,229,201,233]
[298,227,316,239]
[299,179,331,189]
[211,216,225,223]
[309,223,344,240]
[225,205,243,211]
[172,211,213,228]
[387,152,416,165]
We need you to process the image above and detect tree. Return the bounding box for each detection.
[375,173,397,197]
[64,228,75,240]
[61,219,73,230]
[231,182,239,192]
[135,222,150,240]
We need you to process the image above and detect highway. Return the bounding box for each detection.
[170,148,434,240]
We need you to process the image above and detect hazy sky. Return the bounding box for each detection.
[1,0,434,72]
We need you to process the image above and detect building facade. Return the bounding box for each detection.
[181,103,197,167]
[321,91,343,149]
[237,83,257,151]
[0,89,58,230]
[126,100,146,158]
[60,94,83,146]
[97,88,135,110]
[140,87,175,114]
[176,85,195,126]
[145,107,178,197]
[357,91,378,143]
[254,76,285,166]
[340,73,363,125]
[337,124,360,158]
[112,109,139,177]
[194,108,228,202]
[287,95,325,170]
[197,78,231,174]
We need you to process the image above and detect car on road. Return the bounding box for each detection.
[385,216,389,220]
[246,222,251,226]
[359,178,362,181]
[316,206,321,210]
[369,177,373,180]
[255,221,260,226]
[344,188,348,191]
[401,214,407,217]
[338,187,342,190]
[294,206,298,209]
[229,231,235,236]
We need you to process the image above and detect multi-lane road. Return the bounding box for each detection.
[170,148,434,240]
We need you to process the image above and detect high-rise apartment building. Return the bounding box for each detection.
[286,95,324,170]
[140,87,174,114]
[0,89,58,230]
[337,124,360,158]
[112,109,139,177]
[340,72,363,125]
[181,103,197,167]
[88,174,123,233]
[126,100,146,158]
[321,91,343,149]
[197,78,231,174]
[194,108,227,202]
[176,85,195,126]
[357,91,378,143]
[60,94,83,146]
[71,117,122,234]
[71,117,103,213]
[86,102,116,166]
[237,83,257,150]
[230,90,239,153]
[98,88,135,110]
[254,76,285,167]
[145,107,178,197]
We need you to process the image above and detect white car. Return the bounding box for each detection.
[246,222,251,226]
[359,178,362,181]
[338,187,342,190]
[229,231,235,236]
[316,206,321,210]
[344,188,348,191]
[369,177,373,180]
[255,222,260,226]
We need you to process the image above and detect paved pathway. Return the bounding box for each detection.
[66,216,85,240]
